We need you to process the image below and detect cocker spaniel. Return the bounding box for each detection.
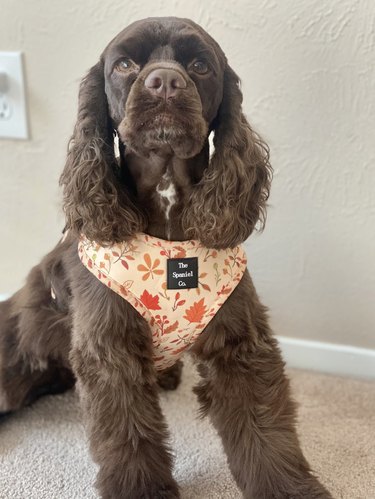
[0,17,332,499]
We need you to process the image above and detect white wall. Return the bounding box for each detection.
[0,0,374,348]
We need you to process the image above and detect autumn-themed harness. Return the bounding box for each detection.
[78,233,247,370]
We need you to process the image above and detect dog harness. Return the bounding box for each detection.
[78,233,247,370]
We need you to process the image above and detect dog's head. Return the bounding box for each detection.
[60,17,272,248]
[106,18,225,159]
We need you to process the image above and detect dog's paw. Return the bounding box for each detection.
[98,476,180,499]
[0,410,12,422]
[157,361,183,391]
[0,390,13,421]
[140,484,180,499]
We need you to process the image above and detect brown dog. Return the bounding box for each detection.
[0,17,332,499]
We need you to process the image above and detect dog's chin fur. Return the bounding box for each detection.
[118,117,208,159]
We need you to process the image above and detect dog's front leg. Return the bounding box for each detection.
[70,275,179,499]
[191,272,332,499]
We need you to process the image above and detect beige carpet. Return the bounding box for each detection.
[0,358,374,499]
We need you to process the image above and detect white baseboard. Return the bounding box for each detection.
[278,336,375,380]
[0,293,373,379]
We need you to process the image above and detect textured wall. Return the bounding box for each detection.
[0,1,374,348]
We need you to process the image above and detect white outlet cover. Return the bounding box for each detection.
[0,52,29,139]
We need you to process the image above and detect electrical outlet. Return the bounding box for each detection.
[0,95,12,120]
[0,52,29,139]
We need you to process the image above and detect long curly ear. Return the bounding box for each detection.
[182,65,272,249]
[59,61,145,244]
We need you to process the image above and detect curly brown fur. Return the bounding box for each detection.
[0,16,332,499]
[60,63,146,245]
[0,238,74,415]
[182,66,272,248]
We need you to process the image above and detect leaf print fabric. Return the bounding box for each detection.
[78,233,247,370]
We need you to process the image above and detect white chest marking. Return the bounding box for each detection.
[156,173,177,237]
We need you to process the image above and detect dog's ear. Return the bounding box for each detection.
[183,65,272,249]
[59,61,145,244]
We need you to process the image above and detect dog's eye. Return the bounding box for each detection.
[192,60,209,75]
[115,58,133,72]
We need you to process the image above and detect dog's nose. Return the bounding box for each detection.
[144,68,187,100]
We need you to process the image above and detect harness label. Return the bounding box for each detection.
[167,257,198,289]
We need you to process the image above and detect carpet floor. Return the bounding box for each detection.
[0,358,374,499]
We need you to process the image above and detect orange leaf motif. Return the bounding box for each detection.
[218,285,232,296]
[174,246,186,258]
[119,280,133,295]
[164,321,179,334]
[140,290,161,310]
[183,298,207,323]
[152,258,160,269]
[137,253,164,280]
